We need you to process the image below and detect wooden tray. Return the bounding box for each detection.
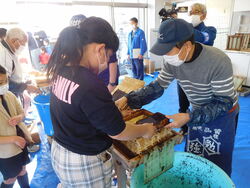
[112,109,183,169]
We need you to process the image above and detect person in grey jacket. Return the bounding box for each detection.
[116,19,238,176]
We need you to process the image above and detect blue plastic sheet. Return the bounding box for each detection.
[29,123,59,188]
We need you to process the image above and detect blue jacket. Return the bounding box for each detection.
[127,28,147,58]
[194,22,217,46]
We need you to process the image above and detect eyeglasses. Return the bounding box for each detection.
[189,10,202,16]
[17,39,26,46]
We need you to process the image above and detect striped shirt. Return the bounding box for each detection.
[157,44,238,109]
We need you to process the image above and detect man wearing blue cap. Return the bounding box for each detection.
[116,18,239,176]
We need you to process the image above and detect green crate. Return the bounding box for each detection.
[143,139,175,184]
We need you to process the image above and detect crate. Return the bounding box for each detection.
[112,109,183,185]
[112,130,182,185]
[144,59,155,74]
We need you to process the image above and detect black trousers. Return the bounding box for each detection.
[177,83,190,113]
[177,83,190,133]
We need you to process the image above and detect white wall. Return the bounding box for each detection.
[230,0,250,34]
[147,0,168,47]
[234,0,250,12]
[147,0,170,69]
[0,0,18,27]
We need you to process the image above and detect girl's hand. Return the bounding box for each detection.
[12,136,26,149]
[142,123,156,139]
[8,115,23,126]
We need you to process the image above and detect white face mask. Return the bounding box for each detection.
[191,15,202,27]
[15,45,25,56]
[163,47,190,67]
[0,84,9,95]
[131,25,137,30]
[96,49,108,75]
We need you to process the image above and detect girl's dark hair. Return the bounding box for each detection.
[0,65,7,74]
[47,16,119,81]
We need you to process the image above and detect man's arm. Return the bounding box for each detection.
[194,26,217,45]
[187,55,236,126]
[188,95,233,126]
[126,62,174,109]
[9,79,28,94]
[9,79,27,94]
[126,80,164,109]
[9,80,41,95]
[166,55,237,129]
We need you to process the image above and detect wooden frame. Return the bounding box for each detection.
[227,33,250,52]
[113,109,182,166]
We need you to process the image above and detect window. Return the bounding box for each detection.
[17,3,72,38]
[5,0,148,68]
[114,7,139,61]
[113,7,147,61]
[71,5,111,24]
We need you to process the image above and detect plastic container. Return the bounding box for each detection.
[131,152,235,188]
[33,94,54,136]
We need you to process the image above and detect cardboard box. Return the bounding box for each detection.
[144,59,155,74]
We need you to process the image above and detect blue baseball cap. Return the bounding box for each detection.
[150,19,194,56]
[70,14,87,28]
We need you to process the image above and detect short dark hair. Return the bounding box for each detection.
[0,28,7,38]
[41,46,47,52]
[176,34,195,49]
[130,17,138,24]
[0,65,7,74]
[44,38,50,44]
